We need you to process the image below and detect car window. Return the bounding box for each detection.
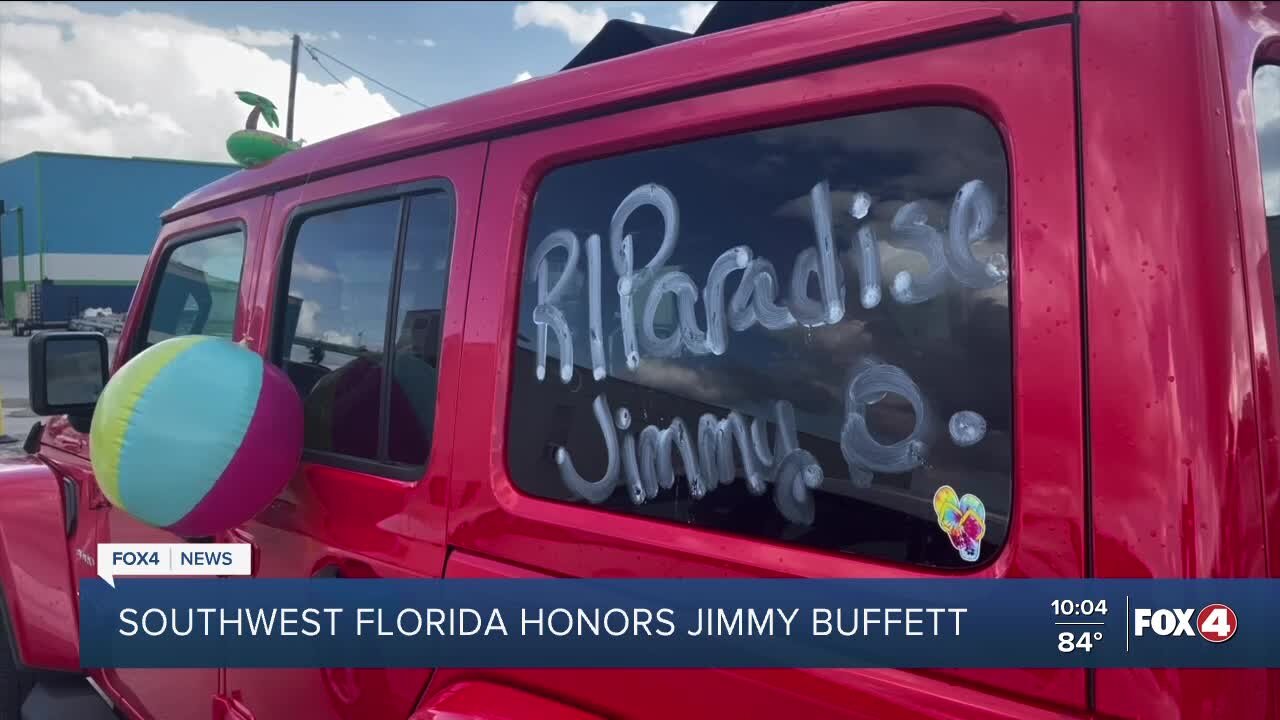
[276,190,454,472]
[386,193,453,466]
[507,106,1012,569]
[1253,66,1280,323]
[141,229,245,349]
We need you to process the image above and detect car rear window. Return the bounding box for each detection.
[507,106,1012,569]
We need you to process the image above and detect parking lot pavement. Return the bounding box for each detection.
[0,333,118,457]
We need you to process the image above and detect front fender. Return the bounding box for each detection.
[0,456,79,671]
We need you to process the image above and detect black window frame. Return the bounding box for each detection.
[129,220,249,359]
[268,178,457,482]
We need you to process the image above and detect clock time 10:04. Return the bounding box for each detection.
[1051,599,1109,616]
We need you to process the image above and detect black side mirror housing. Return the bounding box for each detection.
[28,331,111,422]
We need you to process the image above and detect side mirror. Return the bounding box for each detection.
[28,332,110,424]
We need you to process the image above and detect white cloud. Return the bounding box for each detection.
[297,300,322,336]
[320,329,358,348]
[513,71,533,83]
[16,8,334,50]
[513,2,608,45]
[225,26,293,47]
[0,2,400,163]
[670,1,713,33]
[292,255,338,283]
[629,11,646,24]
[418,37,436,47]
[225,27,323,48]
[367,33,377,41]
[0,2,81,23]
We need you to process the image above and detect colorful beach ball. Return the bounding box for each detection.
[90,335,303,536]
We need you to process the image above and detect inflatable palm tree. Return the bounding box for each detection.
[226,90,301,168]
[238,91,280,131]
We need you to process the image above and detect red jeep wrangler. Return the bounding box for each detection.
[1,1,1278,718]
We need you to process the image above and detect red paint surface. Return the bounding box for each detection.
[46,196,274,720]
[1080,3,1272,719]
[421,552,1077,720]
[1213,0,1280,581]
[449,19,1086,715]
[2,1,1276,718]
[0,457,78,670]
[1217,5,1280,718]
[410,681,603,720]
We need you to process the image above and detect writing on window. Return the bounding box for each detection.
[508,106,1013,569]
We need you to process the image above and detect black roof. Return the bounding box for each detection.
[562,1,850,71]
[562,20,691,71]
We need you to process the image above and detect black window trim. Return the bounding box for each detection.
[269,177,457,483]
[129,219,249,359]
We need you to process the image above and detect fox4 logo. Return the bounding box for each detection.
[1133,604,1237,643]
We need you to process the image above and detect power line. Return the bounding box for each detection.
[304,45,347,88]
[302,43,428,109]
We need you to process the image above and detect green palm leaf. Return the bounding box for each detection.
[235,91,281,129]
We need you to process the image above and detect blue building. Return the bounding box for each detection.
[0,152,238,323]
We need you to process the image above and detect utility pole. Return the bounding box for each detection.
[286,33,300,140]
[0,200,5,323]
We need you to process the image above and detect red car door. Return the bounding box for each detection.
[217,143,485,720]
[1083,3,1277,719]
[438,3,1086,718]
[41,195,270,720]
[1222,6,1280,716]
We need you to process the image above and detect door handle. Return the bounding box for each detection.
[312,558,377,579]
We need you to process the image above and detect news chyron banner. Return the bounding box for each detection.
[79,545,1279,669]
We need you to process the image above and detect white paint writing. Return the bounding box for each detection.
[612,184,680,372]
[528,178,1005,382]
[888,200,949,304]
[840,359,931,481]
[948,410,987,447]
[530,177,1003,519]
[554,394,824,525]
[552,358,994,524]
[888,180,1008,304]
[528,229,581,384]
[587,234,607,380]
[947,180,1008,288]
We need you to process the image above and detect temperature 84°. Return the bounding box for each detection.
[1058,630,1103,653]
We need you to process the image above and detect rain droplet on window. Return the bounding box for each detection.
[949,411,988,447]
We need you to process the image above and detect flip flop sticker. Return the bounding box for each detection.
[933,485,986,562]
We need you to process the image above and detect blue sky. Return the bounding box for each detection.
[0,1,715,162]
[69,1,712,112]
